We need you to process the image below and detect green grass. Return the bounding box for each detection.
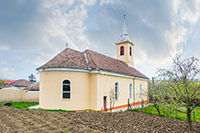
[0,101,76,112]
[30,108,76,112]
[129,105,200,122]
[0,101,8,105]
[0,101,39,109]
[81,110,101,113]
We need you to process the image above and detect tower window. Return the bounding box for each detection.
[130,47,132,56]
[120,46,124,55]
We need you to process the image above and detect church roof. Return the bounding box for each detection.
[37,48,88,70]
[116,19,133,44]
[37,48,148,79]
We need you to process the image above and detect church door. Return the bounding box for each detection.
[103,96,107,111]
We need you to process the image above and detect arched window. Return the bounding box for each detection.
[62,80,71,99]
[140,84,142,97]
[130,83,132,98]
[130,47,132,56]
[115,82,119,100]
[120,46,124,55]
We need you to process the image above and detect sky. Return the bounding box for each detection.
[0,0,200,82]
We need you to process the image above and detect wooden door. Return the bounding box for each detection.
[103,96,107,111]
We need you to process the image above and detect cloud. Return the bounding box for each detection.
[178,0,200,24]
[43,0,75,8]
[0,67,15,79]
[22,60,30,63]
[100,0,121,6]
[172,0,200,25]
[0,0,90,68]
[0,60,7,65]
[0,45,9,51]
[81,0,97,6]
[166,25,188,55]
[84,0,193,77]
[0,0,199,80]
[32,2,90,65]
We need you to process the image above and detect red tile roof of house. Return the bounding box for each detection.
[5,80,16,83]
[37,48,148,79]
[11,79,33,87]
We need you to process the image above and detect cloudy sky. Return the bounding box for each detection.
[0,0,200,81]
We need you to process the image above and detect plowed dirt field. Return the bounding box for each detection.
[0,106,200,133]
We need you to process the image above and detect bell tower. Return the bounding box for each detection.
[116,15,134,67]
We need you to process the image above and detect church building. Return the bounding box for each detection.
[36,17,148,111]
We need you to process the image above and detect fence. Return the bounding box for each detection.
[148,95,200,106]
[0,89,39,102]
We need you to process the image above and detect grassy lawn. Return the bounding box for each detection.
[0,101,103,112]
[30,108,76,112]
[0,101,39,109]
[129,105,200,122]
[0,101,76,112]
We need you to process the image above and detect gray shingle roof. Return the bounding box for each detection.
[116,20,133,44]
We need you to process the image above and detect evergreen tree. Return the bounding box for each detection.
[28,74,36,83]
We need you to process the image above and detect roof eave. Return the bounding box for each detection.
[37,66,89,71]
[115,41,134,46]
[96,68,149,80]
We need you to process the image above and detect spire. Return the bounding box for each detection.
[122,14,128,35]
[116,14,133,44]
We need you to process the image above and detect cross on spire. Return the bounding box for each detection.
[123,14,126,19]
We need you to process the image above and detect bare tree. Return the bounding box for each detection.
[148,80,167,116]
[166,87,184,118]
[149,77,186,118]
[108,86,121,113]
[157,54,200,132]
[108,87,119,113]
[136,83,148,113]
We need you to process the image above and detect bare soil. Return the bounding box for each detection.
[0,106,200,133]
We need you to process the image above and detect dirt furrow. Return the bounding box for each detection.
[0,106,200,132]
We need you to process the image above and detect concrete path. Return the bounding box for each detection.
[28,105,39,109]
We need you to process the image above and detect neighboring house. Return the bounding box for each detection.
[5,80,16,84]
[0,79,32,90]
[0,85,15,90]
[36,18,149,111]
[24,84,39,91]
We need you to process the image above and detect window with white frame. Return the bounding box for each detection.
[115,82,119,100]
[140,84,142,97]
[62,80,71,99]
[130,83,132,98]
